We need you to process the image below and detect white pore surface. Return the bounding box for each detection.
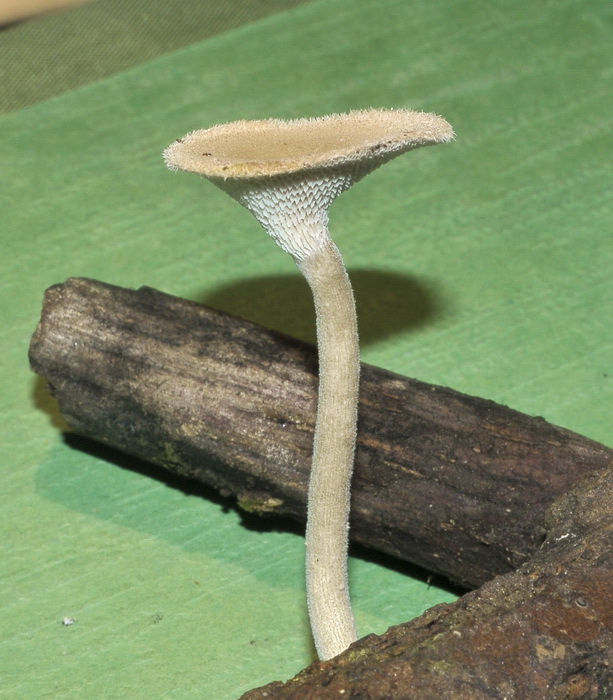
[216,169,357,261]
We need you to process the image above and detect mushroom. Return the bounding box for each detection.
[163,109,453,660]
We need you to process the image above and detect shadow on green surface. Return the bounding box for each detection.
[34,429,462,596]
[33,429,305,587]
[197,268,440,347]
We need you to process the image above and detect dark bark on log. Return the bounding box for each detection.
[29,278,612,590]
[242,466,613,699]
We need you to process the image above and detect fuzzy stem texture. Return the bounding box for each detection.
[298,240,360,660]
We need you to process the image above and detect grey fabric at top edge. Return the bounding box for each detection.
[0,0,313,114]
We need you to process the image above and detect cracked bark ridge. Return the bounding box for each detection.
[29,278,612,593]
[242,465,613,699]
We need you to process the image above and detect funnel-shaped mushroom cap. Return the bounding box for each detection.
[164,109,453,179]
[164,109,453,260]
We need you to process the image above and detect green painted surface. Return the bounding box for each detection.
[2,0,611,697]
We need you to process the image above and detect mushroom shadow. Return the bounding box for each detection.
[197,268,440,347]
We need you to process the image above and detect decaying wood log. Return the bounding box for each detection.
[29,278,613,590]
[242,465,613,699]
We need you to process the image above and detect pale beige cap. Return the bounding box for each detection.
[163,108,453,180]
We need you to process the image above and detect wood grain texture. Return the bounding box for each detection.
[29,278,613,589]
[243,466,613,699]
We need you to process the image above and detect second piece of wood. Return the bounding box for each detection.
[29,278,613,588]
[242,464,613,698]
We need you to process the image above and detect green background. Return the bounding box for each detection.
[2,1,611,698]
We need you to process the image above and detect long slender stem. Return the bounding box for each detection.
[298,239,360,660]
